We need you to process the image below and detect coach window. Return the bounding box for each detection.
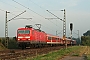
[52,37,55,40]
[55,38,57,40]
[57,38,59,40]
[56,38,59,40]
[48,37,51,40]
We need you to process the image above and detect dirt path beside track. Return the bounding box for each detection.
[60,56,85,60]
[60,46,89,60]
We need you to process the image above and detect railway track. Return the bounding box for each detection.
[0,46,65,60]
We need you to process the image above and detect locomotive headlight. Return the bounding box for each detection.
[25,36,30,38]
[28,39,30,40]
[18,39,20,40]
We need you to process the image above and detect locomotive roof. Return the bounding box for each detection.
[17,27,45,32]
[34,29,45,32]
[46,34,61,38]
[18,27,32,30]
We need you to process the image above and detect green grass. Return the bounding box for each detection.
[87,55,90,60]
[26,46,80,60]
[72,53,79,56]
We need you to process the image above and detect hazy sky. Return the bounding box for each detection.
[0,0,90,38]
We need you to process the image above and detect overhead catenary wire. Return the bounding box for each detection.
[0,0,21,10]
[46,10,63,21]
[0,9,55,34]
[0,8,17,16]
[12,0,45,18]
[7,10,26,22]
[28,0,45,10]
[28,0,62,27]
[11,0,61,28]
[12,0,61,27]
[29,0,62,26]
[0,0,63,35]
[0,8,26,19]
[0,6,55,33]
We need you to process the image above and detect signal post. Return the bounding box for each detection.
[70,23,73,46]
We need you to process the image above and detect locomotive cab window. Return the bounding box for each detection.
[18,30,30,34]
[18,30,24,34]
[25,30,30,34]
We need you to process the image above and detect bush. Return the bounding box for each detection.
[0,37,18,49]
[81,36,90,46]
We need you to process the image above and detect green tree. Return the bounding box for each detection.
[83,30,90,36]
[81,36,90,46]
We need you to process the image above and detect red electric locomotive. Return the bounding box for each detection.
[17,25,47,49]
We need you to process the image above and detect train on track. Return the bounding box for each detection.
[16,25,76,49]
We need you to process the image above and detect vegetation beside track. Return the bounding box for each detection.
[87,55,90,60]
[81,30,90,46]
[0,42,7,51]
[0,37,18,49]
[25,46,90,60]
[87,46,90,60]
[26,46,81,60]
